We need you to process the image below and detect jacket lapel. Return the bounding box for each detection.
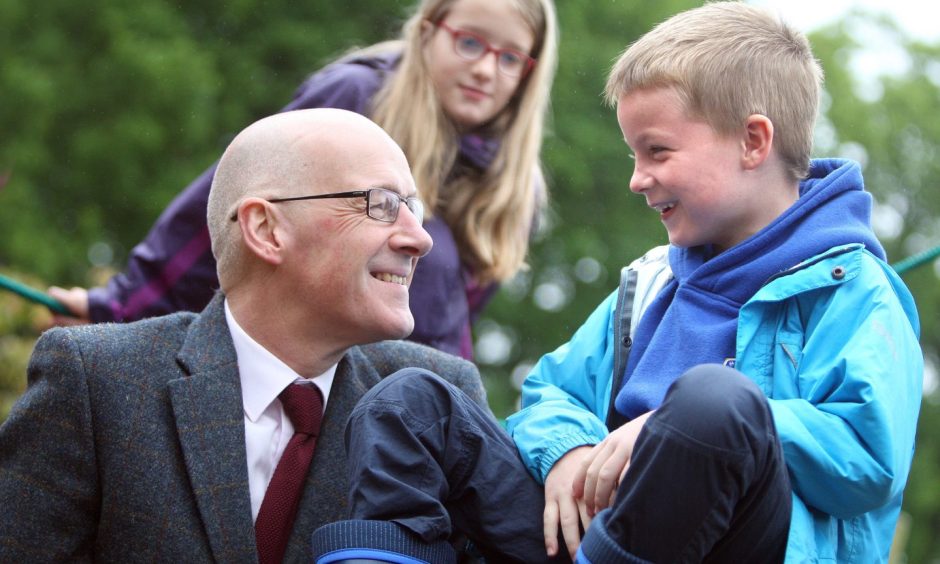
[168,294,257,563]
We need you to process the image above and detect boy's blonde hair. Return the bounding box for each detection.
[364,0,558,284]
[605,1,822,182]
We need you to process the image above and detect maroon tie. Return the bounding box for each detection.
[255,383,324,564]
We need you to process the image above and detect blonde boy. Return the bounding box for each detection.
[508,3,923,562]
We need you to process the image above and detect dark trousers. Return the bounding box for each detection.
[343,368,567,563]
[344,365,790,564]
[580,364,792,563]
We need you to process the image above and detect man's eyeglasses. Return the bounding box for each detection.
[231,188,424,224]
[435,21,536,78]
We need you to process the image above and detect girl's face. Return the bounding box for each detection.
[423,0,535,131]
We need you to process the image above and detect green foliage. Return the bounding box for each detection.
[0,269,52,420]
[0,0,410,283]
[1,1,939,560]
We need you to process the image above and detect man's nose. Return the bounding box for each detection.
[393,204,433,258]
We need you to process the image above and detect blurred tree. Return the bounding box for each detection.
[0,0,409,282]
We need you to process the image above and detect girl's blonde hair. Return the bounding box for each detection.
[365,0,557,284]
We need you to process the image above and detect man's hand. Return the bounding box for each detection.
[543,445,593,560]
[574,411,653,517]
[47,286,91,326]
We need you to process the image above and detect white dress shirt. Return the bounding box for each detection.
[224,300,336,522]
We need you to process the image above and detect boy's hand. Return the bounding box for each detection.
[574,411,653,516]
[544,445,593,560]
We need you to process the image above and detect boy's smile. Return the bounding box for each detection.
[617,86,785,253]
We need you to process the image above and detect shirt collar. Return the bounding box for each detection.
[224,300,337,423]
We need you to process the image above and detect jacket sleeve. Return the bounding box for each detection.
[506,290,619,483]
[87,59,387,322]
[767,254,923,519]
[0,328,98,561]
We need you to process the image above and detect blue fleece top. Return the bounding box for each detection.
[615,159,885,419]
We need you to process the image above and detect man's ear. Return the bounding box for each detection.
[235,197,286,266]
[742,114,774,170]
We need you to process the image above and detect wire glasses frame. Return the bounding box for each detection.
[236,188,425,224]
[435,21,536,78]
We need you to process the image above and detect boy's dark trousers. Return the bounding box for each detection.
[339,365,789,564]
[339,367,567,563]
[578,364,791,563]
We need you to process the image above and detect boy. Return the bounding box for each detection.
[310,3,921,563]
[507,2,923,563]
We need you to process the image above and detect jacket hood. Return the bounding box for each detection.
[669,158,885,305]
[616,158,886,419]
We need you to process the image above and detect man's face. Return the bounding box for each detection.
[280,131,432,347]
[618,86,767,253]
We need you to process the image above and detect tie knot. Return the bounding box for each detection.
[279,383,323,436]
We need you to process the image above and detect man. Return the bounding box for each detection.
[0,109,489,562]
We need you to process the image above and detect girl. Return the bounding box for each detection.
[50,0,558,360]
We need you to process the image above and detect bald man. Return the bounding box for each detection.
[0,109,490,563]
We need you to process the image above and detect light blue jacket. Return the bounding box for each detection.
[507,243,923,562]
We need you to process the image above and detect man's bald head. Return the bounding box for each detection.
[207,109,409,289]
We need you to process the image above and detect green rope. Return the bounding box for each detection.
[891,245,940,275]
[0,245,936,317]
[0,273,74,316]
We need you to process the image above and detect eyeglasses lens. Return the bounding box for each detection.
[451,30,527,77]
[366,189,425,224]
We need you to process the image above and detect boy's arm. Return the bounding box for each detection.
[0,328,99,560]
[506,290,619,483]
[767,257,922,519]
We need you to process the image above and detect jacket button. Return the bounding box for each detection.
[622,336,632,347]
[831,266,846,280]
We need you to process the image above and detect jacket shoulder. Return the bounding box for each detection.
[59,310,196,343]
[38,312,198,373]
[354,340,488,410]
[356,340,476,376]
[291,52,396,113]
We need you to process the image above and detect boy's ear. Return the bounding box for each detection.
[741,114,774,170]
[236,198,287,266]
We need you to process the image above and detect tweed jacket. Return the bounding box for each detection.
[0,294,489,562]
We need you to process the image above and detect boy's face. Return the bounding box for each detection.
[617,86,770,253]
